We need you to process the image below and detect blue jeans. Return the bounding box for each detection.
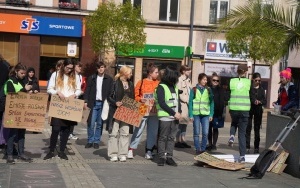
[130,116,159,150]
[193,115,209,151]
[7,128,26,156]
[87,101,103,144]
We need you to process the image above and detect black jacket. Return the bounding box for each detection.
[106,78,134,133]
[24,77,40,92]
[84,73,113,109]
[211,86,228,117]
[0,60,10,90]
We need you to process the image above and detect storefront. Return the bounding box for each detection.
[118,44,185,84]
[0,12,84,87]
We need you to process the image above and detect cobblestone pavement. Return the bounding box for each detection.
[1,110,300,188]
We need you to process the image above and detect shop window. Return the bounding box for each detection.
[159,0,179,22]
[142,59,180,78]
[59,0,80,9]
[123,0,142,8]
[209,0,228,24]
[116,58,135,82]
[0,33,19,66]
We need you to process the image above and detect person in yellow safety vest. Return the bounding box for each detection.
[0,63,33,164]
[188,73,214,155]
[227,64,251,164]
[154,66,181,167]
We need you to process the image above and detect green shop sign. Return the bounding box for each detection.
[118,44,185,59]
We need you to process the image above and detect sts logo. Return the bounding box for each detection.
[21,18,39,31]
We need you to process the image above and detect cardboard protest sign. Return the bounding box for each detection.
[194,152,245,171]
[3,93,48,132]
[143,93,157,116]
[113,96,147,127]
[48,95,84,122]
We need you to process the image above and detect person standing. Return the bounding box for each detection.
[207,73,227,151]
[24,67,40,94]
[272,68,299,111]
[44,58,81,160]
[189,73,214,155]
[246,72,266,154]
[107,66,134,162]
[84,61,113,149]
[127,62,159,159]
[227,64,251,163]
[69,61,87,140]
[0,54,10,124]
[175,65,192,148]
[155,66,181,166]
[0,63,33,163]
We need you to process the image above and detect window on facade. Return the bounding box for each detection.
[209,0,228,24]
[59,0,81,9]
[159,0,179,22]
[123,0,142,8]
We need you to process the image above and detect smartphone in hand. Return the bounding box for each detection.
[28,81,33,85]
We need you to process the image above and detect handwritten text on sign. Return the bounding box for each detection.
[48,95,84,122]
[113,96,147,127]
[3,93,48,132]
[143,93,157,116]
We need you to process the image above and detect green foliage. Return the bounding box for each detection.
[86,1,146,56]
[218,0,300,65]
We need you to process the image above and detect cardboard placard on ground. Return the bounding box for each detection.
[48,95,84,122]
[3,93,48,132]
[143,93,157,116]
[194,152,245,171]
[113,96,147,127]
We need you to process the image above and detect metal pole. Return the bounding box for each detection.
[188,0,195,67]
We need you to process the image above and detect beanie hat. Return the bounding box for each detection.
[237,64,248,72]
[280,68,292,79]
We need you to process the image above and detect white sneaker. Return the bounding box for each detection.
[69,134,78,140]
[127,150,134,159]
[110,156,118,162]
[119,156,126,162]
[145,151,153,160]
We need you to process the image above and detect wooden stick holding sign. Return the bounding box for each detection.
[3,92,48,132]
[113,96,148,127]
[48,95,84,122]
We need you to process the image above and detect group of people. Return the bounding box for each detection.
[0,55,298,165]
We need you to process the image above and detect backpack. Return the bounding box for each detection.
[247,149,277,179]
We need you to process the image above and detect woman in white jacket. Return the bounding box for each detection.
[175,65,192,148]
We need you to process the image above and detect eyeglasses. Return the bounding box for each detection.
[212,79,219,82]
[65,66,74,71]
[254,79,261,82]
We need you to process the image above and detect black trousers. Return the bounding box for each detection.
[49,125,70,152]
[158,120,178,158]
[246,106,263,149]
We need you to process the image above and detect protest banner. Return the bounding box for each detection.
[3,93,48,132]
[194,152,245,171]
[48,95,84,122]
[113,96,147,127]
[143,93,157,116]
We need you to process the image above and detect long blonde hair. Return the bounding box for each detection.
[115,65,132,80]
[56,59,76,90]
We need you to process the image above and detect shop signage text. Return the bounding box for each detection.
[205,40,247,61]
[118,44,185,59]
[0,13,83,37]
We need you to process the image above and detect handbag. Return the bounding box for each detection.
[101,100,109,120]
[212,116,225,128]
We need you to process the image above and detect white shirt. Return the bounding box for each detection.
[96,75,104,100]
[47,71,81,97]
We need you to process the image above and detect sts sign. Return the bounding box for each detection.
[205,40,247,61]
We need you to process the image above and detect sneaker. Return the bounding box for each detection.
[68,134,78,140]
[44,152,55,160]
[211,145,217,151]
[174,142,185,148]
[7,155,15,164]
[239,156,245,163]
[206,145,212,151]
[181,142,192,148]
[228,136,234,147]
[85,143,93,148]
[254,149,259,154]
[127,149,134,159]
[145,151,153,160]
[166,158,178,166]
[196,150,204,155]
[157,158,165,166]
[93,143,99,149]
[58,152,68,160]
[110,156,118,162]
[18,155,32,162]
[119,156,126,162]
